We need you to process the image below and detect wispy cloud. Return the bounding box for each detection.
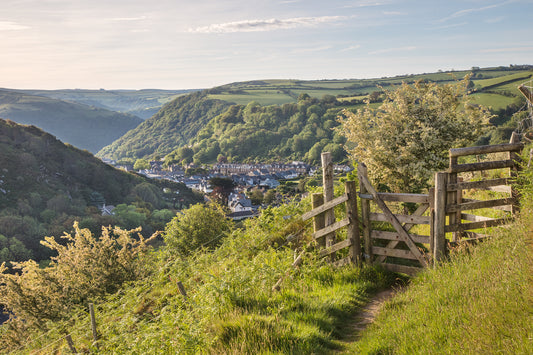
[278,0,301,4]
[340,44,361,52]
[485,16,504,23]
[369,46,416,55]
[188,16,346,33]
[291,45,332,54]
[383,11,406,16]
[0,21,30,31]
[480,46,533,53]
[110,16,148,22]
[432,22,468,30]
[439,1,510,22]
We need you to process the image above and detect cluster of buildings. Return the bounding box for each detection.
[103,158,352,220]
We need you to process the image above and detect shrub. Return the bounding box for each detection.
[163,203,233,255]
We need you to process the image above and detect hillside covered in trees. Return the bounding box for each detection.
[0,119,201,263]
[97,91,233,160]
[97,66,533,165]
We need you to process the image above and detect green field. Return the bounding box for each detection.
[208,89,295,105]
[470,92,517,110]
[206,67,532,107]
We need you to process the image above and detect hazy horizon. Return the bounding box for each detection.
[2,0,532,90]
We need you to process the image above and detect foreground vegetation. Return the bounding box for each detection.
[0,196,396,354]
[2,152,531,353]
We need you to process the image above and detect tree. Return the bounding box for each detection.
[113,204,148,229]
[247,189,264,205]
[209,177,235,206]
[133,158,150,171]
[339,77,491,192]
[163,203,233,255]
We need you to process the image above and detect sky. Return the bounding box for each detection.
[1,0,532,90]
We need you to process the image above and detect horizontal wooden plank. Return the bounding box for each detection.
[460,213,495,222]
[446,198,514,213]
[319,239,352,257]
[313,218,350,240]
[444,217,510,232]
[463,231,491,239]
[381,263,422,276]
[449,143,523,157]
[370,212,431,225]
[493,205,513,212]
[333,256,352,268]
[486,185,512,194]
[372,246,420,260]
[447,178,510,191]
[371,230,430,244]
[449,159,516,173]
[301,194,349,221]
[358,192,430,204]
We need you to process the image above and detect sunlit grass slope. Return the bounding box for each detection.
[351,153,533,354]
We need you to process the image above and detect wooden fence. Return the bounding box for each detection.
[303,137,523,274]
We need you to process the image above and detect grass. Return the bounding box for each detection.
[208,90,295,105]
[350,223,532,354]
[470,92,516,110]
[475,71,533,89]
[6,195,397,354]
[348,165,533,354]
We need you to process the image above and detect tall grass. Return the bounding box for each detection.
[6,195,396,354]
[351,148,533,354]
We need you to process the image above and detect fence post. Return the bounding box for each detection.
[448,153,460,242]
[311,193,325,248]
[345,181,362,265]
[358,166,372,264]
[509,132,521,214]
[428,187,435,265]
[321,152,336,261]
[89,303,98,350]
[65,334,77,353]
[434,172,447,263]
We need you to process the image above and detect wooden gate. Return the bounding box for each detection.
[433,136,522,260]
[303,138,523,274]
[358,164,432,275]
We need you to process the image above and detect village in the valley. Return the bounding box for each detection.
[102,159,353,220]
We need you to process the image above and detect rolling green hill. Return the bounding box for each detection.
[0,119,201,262]
[0,90,143,153]
[12,88,197,119]
[97,90,233,160]
[97,66,533,164]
